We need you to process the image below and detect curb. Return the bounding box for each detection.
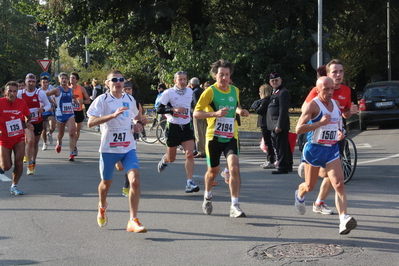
[239,115,359,146]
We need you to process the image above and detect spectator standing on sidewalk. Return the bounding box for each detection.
[190,77,206,158]
[252,84,276,169]
[266,72,292,174]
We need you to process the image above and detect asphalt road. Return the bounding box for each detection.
[1,123,398,265]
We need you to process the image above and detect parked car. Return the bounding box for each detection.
[358,80,399,130]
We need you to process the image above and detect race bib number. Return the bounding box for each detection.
[72,100,81,111]
[214,117,234,138]
[6,119,24,137]
[62,103,74,114]
[29,108,39,123]
[172,107,190,119]
[106,128,131,149]
[315,123,339,145]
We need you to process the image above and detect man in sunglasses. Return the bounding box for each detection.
[87,70,147,233]
[156,70,199,194]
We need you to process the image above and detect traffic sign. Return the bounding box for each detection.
[37,59,52,72]
[40,72,51,79]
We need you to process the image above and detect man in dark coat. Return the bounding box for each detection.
[266,72,293,174]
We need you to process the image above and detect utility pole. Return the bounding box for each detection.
[317,0,323,68]
[387,0,391,81]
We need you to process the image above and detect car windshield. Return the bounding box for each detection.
[364,85,399,98]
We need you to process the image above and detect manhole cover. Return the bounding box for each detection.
[264,243,344,259]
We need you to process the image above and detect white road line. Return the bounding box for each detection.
[356,143,372,148]
[357,153,399,165]
[0,174,12,182]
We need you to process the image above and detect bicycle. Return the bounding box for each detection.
[139,108,159,144]
[156,118,167,146]
[341,137,357,184]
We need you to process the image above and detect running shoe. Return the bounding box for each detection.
[339,216,357,235]
[42,143,47,150]
[126,218,147,233]
[157,154,168,173]
[56,144,61,153]
[313,203,333,215]
[230,203,246,218]
[202,197,213,215]
[97,206,108,227]
[122,187,129,198]
[221,168,230,184]
[212,180,217,186]
[73,147,78,156]
[260,161,275,169]
[10,186,24,195]
[47,132,53,144]
[27,164,35,175]
[23,156,27,163]
[68,154,75,162]
[298,162,305,178]
[185,180,200,193]
[0,167,4,174]
[294,190,306,215]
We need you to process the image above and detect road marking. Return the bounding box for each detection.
[356,143,372,148]
[358,153,399,165]
[0,173,12,182]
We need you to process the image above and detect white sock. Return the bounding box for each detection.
[231,197,239,205]
[315,199,324,205]
[204,190,212,199]
[339,214,348,222]
[297,194,305,202]
[187,179,193,185]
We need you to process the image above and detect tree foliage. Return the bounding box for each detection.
[3,0,399,109]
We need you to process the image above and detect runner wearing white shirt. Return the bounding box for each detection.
[156,71,198,194]
[87,70,146,233]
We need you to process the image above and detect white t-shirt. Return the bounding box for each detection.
[158,87,193,125]
[88,92,139,153]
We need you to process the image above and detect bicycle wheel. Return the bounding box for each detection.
[140,118,158,144]
[156,119,167,146]
[341,137,357,184]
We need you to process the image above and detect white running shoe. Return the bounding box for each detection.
[47,132,53,144]
[298,162,305,178]
[42,143,47,150]
[230,203,246,218]
[313,203,333,215]
[339,216,357,235]
[294,190,306,215]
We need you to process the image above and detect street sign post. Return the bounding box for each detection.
[37,59,52,72]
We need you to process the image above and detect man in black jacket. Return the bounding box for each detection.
[266,72,293,174]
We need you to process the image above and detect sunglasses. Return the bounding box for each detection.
[107,77,125,83]
[175,71,187,75]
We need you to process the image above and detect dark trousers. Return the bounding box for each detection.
[261,127,275,163]
[271,129,293,171]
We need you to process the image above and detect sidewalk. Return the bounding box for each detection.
[239,114,359,146]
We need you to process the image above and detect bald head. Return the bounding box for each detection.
[316,76,334,89]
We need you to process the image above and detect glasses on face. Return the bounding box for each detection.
[270,79,279,82]
[107,77,125,83]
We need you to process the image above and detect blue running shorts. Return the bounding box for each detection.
[99,149,139,181]
[302,142,340,168]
